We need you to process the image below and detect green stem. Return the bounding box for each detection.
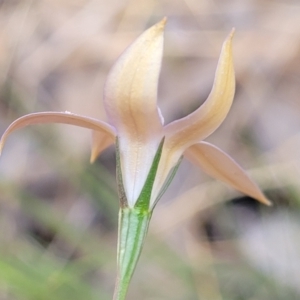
[113,207,152,300]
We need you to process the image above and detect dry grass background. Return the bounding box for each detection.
[0,0,300,299]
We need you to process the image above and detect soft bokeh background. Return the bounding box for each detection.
[0,0,300,299]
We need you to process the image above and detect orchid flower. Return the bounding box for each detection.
[0,18,271,300]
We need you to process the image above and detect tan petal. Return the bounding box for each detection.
[104,19,166,204]
[90,130,115,163]
[185,142,271,206]
[0,112,116,154]
[104,18,165,139]
[164,29,235,151]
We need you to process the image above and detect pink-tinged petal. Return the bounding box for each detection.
[90,130,115,163]
[185,142,272,206]
[104,19,166,205]
[164,29,235,152]
[0,112,116,154]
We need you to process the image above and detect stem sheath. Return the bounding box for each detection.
[113,208,152,300]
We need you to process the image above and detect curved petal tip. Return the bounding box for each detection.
[229,28,235,39]
[158,17,167,28]
[164,29,235,151]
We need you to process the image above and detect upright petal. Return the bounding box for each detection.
[104,19,166,206]
[152,30,235,205]
[104,18,165,136]
[0,112,116,154]
[185,142,272,206]
[164,29,235,151]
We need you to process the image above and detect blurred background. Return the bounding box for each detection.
[0,0,300,299]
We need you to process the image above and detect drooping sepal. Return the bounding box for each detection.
[185,142,272,206]
[0,112,116,155]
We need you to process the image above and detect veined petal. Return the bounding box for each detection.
[104,18,165,137]
[164,29,235,151]
[185,142,272,206]
[152,30,235,207]
[90,130,115,163]
[0,112,116,154]
[104,19,166,205]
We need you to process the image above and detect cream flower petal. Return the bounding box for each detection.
[0,112,116,154]
[164,29,235,151]
[104,19,166,206]
[185,142,272,206]
[152,30,236,206]
[104,18,165,137]
[90,130,115,163]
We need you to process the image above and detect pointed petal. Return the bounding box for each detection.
[185,142,272,206]
[165,29,235,151]
[104,19,166,205]
[90,130,115,163]
[0,112,116,154]
[104,18,165,138]
[151,30,235,206]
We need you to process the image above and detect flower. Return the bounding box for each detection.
[0,18,271,210]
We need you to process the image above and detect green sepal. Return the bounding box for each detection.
[113,207,152,300]
[134,137,165,211]
[152,155,183,208]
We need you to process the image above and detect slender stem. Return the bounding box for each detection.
[113,208,152,300]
